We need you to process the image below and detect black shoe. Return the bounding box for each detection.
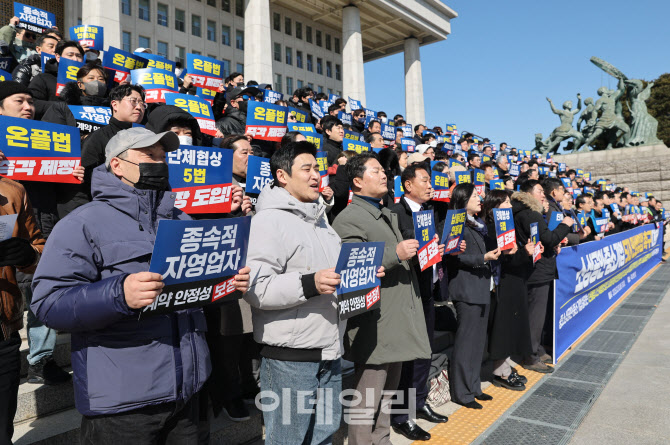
[391,420,431,441]
[416,404,448,423]
[491,375,526,391]
[475,392,493,401]
[27,358,71,385]
[460,400,483,409]
[222,399,250,422]
[509,371,527,384]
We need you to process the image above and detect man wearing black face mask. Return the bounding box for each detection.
[31,127,252,443]
[215,86,260,136]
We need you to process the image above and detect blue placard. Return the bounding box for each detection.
[263,89,283,104]
[131,68,178,103]
[454,171,471,184]
[197,87,217,105]
[399,124,413,137]
[343,130,363,142]
[309,99,324,119]
[509,163,520,177]
[319,101,331,115]
[472,168,485,195]
[364,108,377,119]
[328,93,339,102]
[558,162,567,172]
[287,123,316,134]
[338,111,352,126]
[591,211,609,234]
[432,171,451,202]
[413,209,440,271]
[56,59,85,96]
[445,123,457,133]
[103,47,149,83]
[348,97,362,111]
[40,52,55,73]
[493,208,516,250]
[68,105,111,134]
[245,155,272,200]
[393,175,403,204]
[490,179,504,190]
[14,2,56,34]
[554,223,663,362]
[0,57,14,72]
[343,139,370,154]
[186,53,223,90]
[401,137,415,152]
[0,68,12,82]
[380,123,395,141]
[245,102,289,141]
[166,145,233,214]
[335,242,384,320]
[448,158,462,169]
[69,25,104,51]
[0,116,81,184]
[145,217,251,315]
[441,209,466,253]
[316,150,329,190]
[304,133,323,151]
[548,211,565,231]
[164,93,216,136]
[141,53,176,73]
[561,177,571,189]
[289,107,309,124]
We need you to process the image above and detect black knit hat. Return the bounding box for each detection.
[0,81,32,102]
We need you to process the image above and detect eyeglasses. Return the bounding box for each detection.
[122,97,147,109]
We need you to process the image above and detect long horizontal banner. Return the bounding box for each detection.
[553,223,664,362]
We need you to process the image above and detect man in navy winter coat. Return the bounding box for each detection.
[31,127,250,443]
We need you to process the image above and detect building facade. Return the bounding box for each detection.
[3,0,456,124]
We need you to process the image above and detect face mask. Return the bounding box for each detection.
[85,52,98,62]
[120,159,170,191]
[356,117,365,123]
[178,135,193,146]
[175,68,183,77]
[380,116,387,123]
[238,100,248,114]
[82,80,107,97]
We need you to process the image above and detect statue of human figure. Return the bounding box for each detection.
[576,97,597,142]
[581,78,630,150]
[624,79,662,146]
[538,94,584,154]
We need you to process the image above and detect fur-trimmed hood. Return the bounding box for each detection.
[511,191,544,213]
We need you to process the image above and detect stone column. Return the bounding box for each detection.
[82,0,121,49]
[342,5,366,107]
[244,0,273,84]
[404,37,425,126]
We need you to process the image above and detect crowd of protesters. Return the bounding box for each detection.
[0,16,668,445]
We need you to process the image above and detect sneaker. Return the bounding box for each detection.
[27,358,71,385]
[222,399,251,422]
[521,362,554,374]
[540,354,553,364]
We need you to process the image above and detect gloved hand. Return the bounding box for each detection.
[0,237,36,267]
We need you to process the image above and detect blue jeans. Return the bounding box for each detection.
[259,358,342,445]
[19,272,57,365]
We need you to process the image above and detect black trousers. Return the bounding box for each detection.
[450,301,490,404]
[80,393,200,445]
[391,291,436,424]
[524,282,551,365]
[0,332,20,445]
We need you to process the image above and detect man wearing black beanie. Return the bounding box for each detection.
[0,80,35,119]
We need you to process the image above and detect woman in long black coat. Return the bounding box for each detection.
[482,190,537,391]
[446,183,501,409]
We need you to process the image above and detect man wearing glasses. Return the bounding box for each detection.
[59,84,147,216]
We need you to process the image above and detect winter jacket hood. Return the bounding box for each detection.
[146,105,203,145]
[511,191,544,213]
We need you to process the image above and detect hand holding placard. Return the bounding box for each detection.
[396,239,419,261]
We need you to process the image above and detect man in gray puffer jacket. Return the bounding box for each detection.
[245,141,382,445]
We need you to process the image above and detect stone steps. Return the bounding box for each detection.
[15,371,75,424]
[19,332,71,376]
[12,403,265,445]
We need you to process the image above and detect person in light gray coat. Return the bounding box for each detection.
[332,152,432,445]
[245,141,381,445]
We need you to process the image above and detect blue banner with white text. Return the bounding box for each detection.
[554,223,663,362]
